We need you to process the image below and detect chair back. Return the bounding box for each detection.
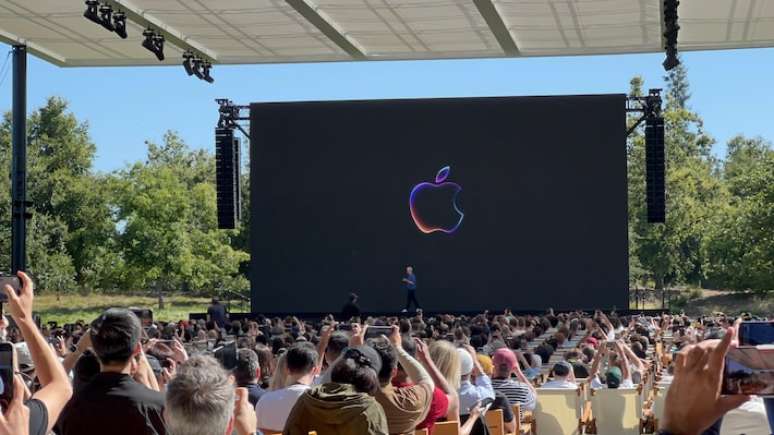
[434,420,461,435]
[485,409,506,435]
[534,388,582,435]
[589,387,642,435]
[652,386,667,429]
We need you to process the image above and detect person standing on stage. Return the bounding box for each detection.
[402,266,420,312]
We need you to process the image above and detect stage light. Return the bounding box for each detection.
[98,4,115,32]
[183,52,196,76]
[113,11,127,39]
[192,58,206,80]
[83,1,101,26]
[201,62,215,83]
[142,28,165,61]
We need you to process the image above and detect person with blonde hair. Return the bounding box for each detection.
[269,352,288,390]
[428,340,461,419]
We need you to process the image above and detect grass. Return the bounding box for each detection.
[32,293,243,324]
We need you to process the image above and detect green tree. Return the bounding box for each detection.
[115,132,248,293]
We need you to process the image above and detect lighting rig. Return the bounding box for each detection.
[183,51,215,83]
[83,1,127,39]
[142,28,165,61]
[216,99,250,139]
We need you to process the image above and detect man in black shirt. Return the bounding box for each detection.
[341,292,361,321]
[207,297,228,328]
[2,271,73,435]
[57,308,166,435]
[234,349,265,407]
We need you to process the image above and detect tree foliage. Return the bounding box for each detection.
[0,98,248,295]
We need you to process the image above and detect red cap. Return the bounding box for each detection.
[492,348,518,371]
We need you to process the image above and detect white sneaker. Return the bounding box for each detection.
[401,309,408,313]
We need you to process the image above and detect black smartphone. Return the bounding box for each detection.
[0,276,20,303]
[336,324,353,332]
[364,326,392,339]
[0,342,14,408]
[722,347,774,397]
[738,321,774,347]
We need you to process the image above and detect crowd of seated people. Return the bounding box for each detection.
[0,273,771,435]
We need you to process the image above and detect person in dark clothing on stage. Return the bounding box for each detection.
[207,297,228,328]
[402,266,420,312]
[341,293,361,321]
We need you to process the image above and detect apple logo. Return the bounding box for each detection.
[409,166,464,234]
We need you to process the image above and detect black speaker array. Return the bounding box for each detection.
[645,116,666,223]
[215,127,241,229]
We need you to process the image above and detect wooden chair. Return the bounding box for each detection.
[533,387,585,435]
[485,409,509,435]
[415,429,429,435]
[512,403,535,434]
[434,420,461,435]
[587,387,644,435]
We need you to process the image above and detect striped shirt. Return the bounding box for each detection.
[491,378,536,411]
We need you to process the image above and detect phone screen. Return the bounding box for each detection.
[739,321,774,346]
[0,276,20,303]
[722,347,774,397]
[364,326,392,339]
[0,343,14,408]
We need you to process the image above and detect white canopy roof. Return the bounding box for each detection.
[1,0,772,67]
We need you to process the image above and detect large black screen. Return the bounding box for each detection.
[250,95,628,313]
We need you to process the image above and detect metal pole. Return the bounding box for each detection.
[11,45,27,273]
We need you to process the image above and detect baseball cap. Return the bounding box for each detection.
[353,345,382,375]
[605,366,623,388]
[477,354,493,377]
[457,348,474,376]
[492,348,518,371]
[14,342,34,373]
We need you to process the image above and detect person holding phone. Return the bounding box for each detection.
[401,266,420,313]
[2,271,73,435]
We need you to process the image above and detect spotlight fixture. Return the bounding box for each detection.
[112,11,127,39]
[183,52,196,76]
[192,58,206,80]
[201,62,215,83]
[98,4,115,32]
[83,0,101,25]
[662,0,680,70]
[142,28,165,61]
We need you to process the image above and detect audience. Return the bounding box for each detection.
[490,347,537,411]
[56,308,166,435]
[0,273,767,435]
[165,354,256,435]
[371,326,434,435]
[234,348,264,406]
[540,361,577,389]
[256,343,318,432]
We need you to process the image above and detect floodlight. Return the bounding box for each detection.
[113,11,127,39]
[142,29,165,61]
[201,62,215,83]
[183,52,196,76]
[98,4,115,32]
[83,1,101,25]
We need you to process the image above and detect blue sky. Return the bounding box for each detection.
[0,45,772,172]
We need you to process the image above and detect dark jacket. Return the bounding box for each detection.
[284,383,388,435]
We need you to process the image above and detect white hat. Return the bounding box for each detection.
[457,348,473,376]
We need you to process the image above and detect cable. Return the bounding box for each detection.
[0,50,12,89]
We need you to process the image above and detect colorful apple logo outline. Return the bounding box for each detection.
[409,166,464,234]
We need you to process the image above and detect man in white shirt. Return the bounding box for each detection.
[490,348,536,412]
[457,345,495,414]
[255,343,319,433]
[588,340,635,389]
[540,361,577,389]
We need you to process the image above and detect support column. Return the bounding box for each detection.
[11,45,27,273]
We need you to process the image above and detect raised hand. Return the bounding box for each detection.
[662,327,749,435]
